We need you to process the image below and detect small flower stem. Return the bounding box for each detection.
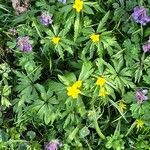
[141,52,145,63]
[92,108,105,140]
[93,118,105,140]
[125,121,136,137]
[32,20,42,38]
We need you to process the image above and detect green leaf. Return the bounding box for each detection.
[68,126,79,141]
[79,126,90,138]
[74,14,80,41]
[79,61,94,81]
[27,131,36,140]
[1,96,11,107]
[7,41,16,49]
[144,75,150,84]
[2,85,11,96]
[0,130,8,142]
[83,5,94,14]
[135,68,142,83]
[97,11,110,32]
[76,97,86,117]
[35,84,47,100]
[58,73,76,86]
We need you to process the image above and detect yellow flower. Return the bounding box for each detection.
[96,76,107,87]
[99,87,109,98]
[90,34,100,43]
[73,80,82,88]
[51,37,60,44]
[73,0,84,12]
[118,100,126,112]
[67,86,81,99]
[67,80,82,99]
[136,119,144,129]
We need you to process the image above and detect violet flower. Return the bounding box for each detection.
[58,0,66,4]
[45,140,62,150]
[135,89,148,103]
[142,37,150,53]
[132,6,150,25]
[40,12,53,26]
[17,36,32,52]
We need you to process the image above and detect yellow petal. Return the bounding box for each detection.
[96,76,107,86]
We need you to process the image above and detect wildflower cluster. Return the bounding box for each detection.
[2,0,150,149]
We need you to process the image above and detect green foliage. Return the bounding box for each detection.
[105,132,125,150]
[1,0,150,149]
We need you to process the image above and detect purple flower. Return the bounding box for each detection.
[132,6,150,25]
[45,140,62,150]
[135,89,148,103]
[142,37,150,53]
[17,36,32,52]
[58,0,66,4]
[40,12,53,26]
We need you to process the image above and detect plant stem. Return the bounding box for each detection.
[92,108,105,140]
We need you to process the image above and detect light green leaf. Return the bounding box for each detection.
[79,126,90,138]
[74,14,80,41]
[79,61,94,81]
[97,11,110,32]
[1,96,11,107]
[58,73,76,86]
[68,126,79,141]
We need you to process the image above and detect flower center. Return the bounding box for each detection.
[90,34,100,43]
[51,37,60,44]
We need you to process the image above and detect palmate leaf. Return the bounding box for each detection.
[37,103,57,125]
[104,58,134,94]
[123,39,139,67]
[130,102,150,118]
[27,88,58,125]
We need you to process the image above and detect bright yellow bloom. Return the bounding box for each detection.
[73,0,84,12]
[51,37,60,44]
[99,87,109,98]
[96,76,107,87]
[136,119,144,129]
[67,86,81,99]
[118,100,126,112]
[67,80,82,99]
[72,80,82,88]
[90,34,100,43]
